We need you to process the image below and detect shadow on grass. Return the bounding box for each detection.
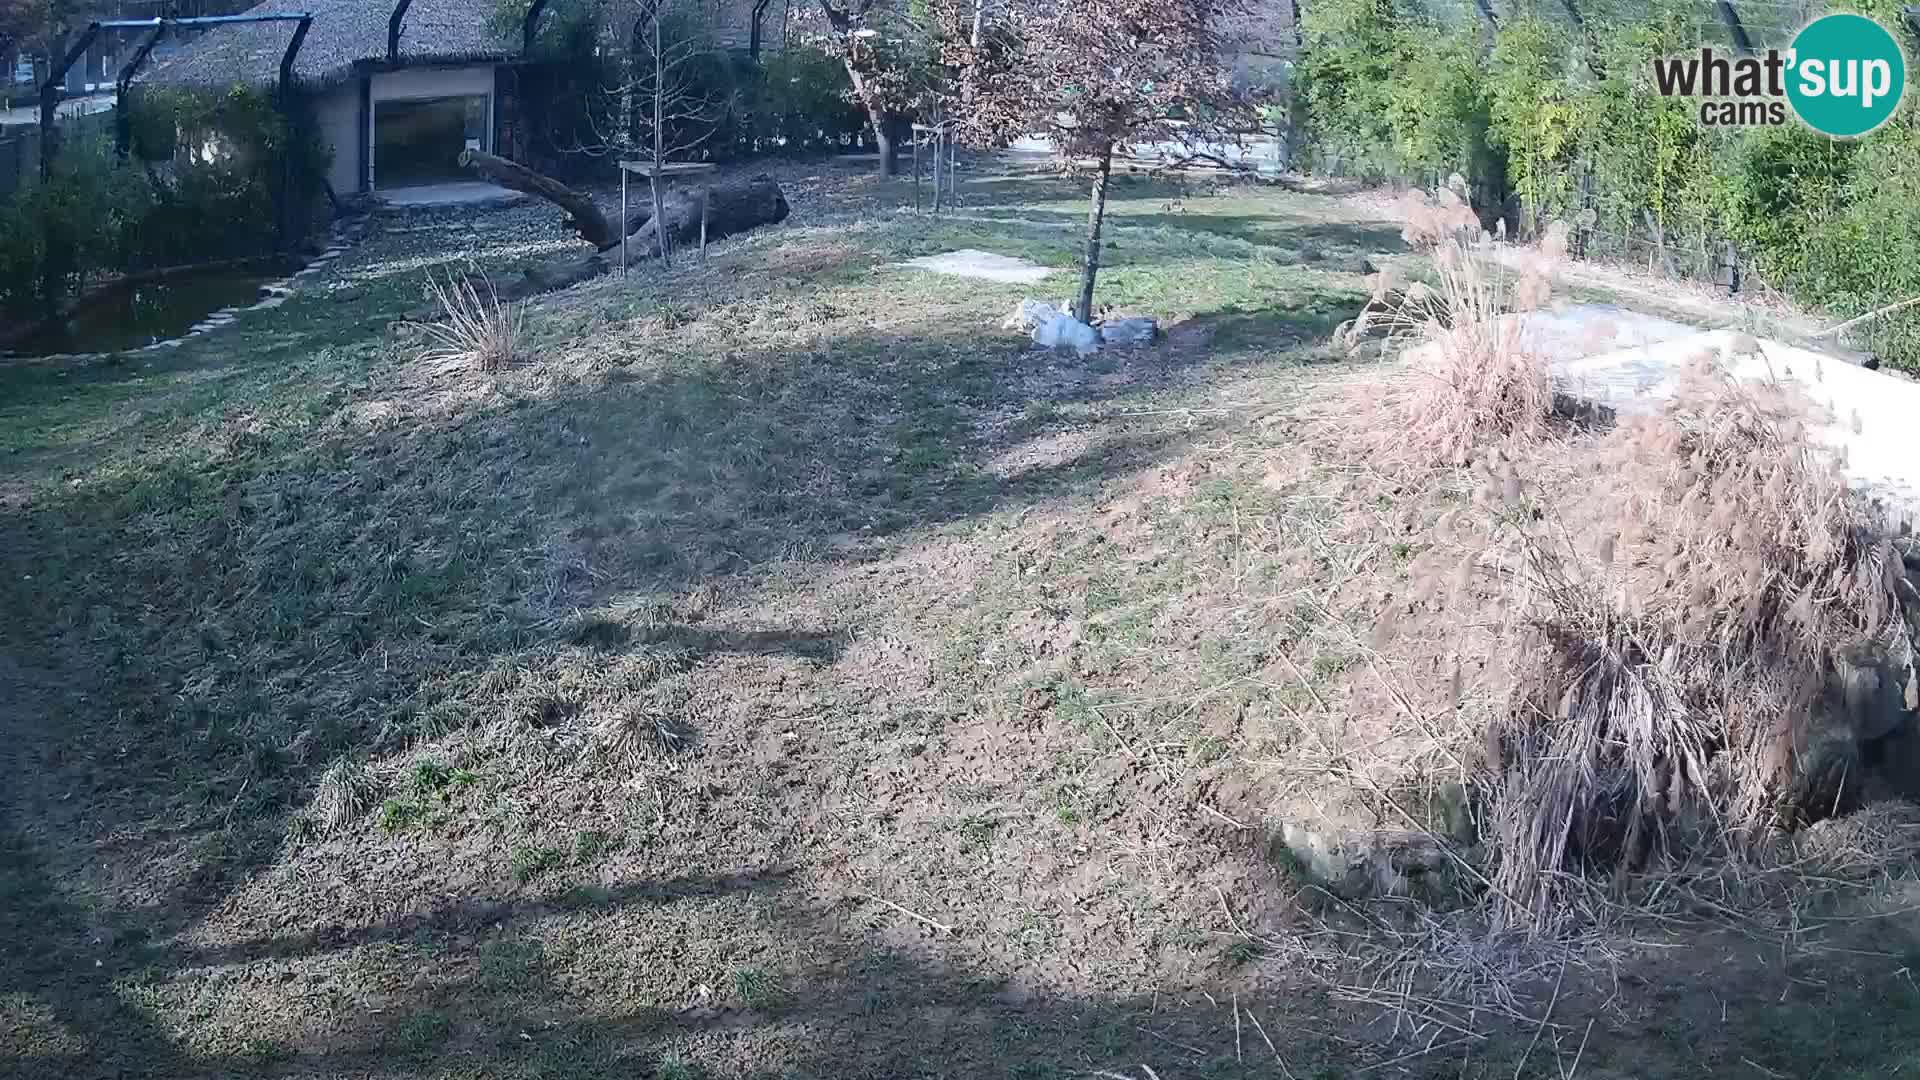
[0,195,1389,1079]
[0,300,1283,1061]
[954,205,1406,264]
[8,801,1920,1080]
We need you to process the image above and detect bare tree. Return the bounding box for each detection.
[961,0,1257,322]
[621,0,727,263]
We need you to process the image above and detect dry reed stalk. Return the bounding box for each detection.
[1330,189,1912,937]
[1336,190,1567,469]
[1448,353,1908,932]
[419,271,525,373]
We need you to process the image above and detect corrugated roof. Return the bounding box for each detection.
[140,0,512,90]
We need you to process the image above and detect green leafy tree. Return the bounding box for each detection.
[1486,14,1573,234]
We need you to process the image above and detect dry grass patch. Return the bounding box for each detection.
[418,271,525,373]
[1294,187,1920,944]
[309,757,381,835]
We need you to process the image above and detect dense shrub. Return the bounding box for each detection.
[1295,0,1920,369]
[722,44,872,158]
[0,84,326,324]
[1293,0,1409,177]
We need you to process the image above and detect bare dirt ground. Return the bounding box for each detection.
[5,159,1920,1080]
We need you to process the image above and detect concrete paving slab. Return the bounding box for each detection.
[899,249,1054,284]
[1561,329,1920,521]
[376,182,526,209]
[1400,303,1920,520]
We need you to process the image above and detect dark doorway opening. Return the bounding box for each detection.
[373,95,487,189]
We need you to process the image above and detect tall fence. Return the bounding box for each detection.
[0,128,35,200]
[0,110,115,202]
[1303,0,1910,289]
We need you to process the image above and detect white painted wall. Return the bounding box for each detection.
[371,65,495,103]
[313,84,358,197]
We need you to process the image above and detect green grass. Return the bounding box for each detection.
[656,1054,701,1080]
[7,159,1910,1080]
[731,967,783,1010]
[377,798,423,832]
[388,1011,453,1057]
[510,845,566,884]
[572,828,617,863]
[954,814,998,851]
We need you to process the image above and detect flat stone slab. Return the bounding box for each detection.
[899,249,1054,284]
[376,182,527,209]
[1560,328,1920,522]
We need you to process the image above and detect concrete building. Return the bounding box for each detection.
[141,0,514,196]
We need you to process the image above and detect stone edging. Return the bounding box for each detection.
[164,221,362,350]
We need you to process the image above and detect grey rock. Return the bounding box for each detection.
[1275,822,1462,902]
[1099,317,1159,346]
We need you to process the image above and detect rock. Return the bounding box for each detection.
[1035,313,1100,356]
[1895,536,1920,574]
[1003,298,1108,356]
[1002,299,1061,333]
[1832,639,1912,744]
[1275,822,1463,902]
[1099,317,1159,346]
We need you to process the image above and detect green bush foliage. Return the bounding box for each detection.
[0,84,327,325]
[723,44,872,157]
[1295,0,1920,368]
[500,0,869,170]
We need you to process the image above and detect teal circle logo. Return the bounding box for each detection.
[1786,13,1907,137]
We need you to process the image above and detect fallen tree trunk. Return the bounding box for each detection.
[458,149,623,248]
[457,150,790,258]
[620,175,790,259]
[400,160,792,321]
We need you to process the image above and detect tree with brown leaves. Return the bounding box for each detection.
[960,0,1257,322]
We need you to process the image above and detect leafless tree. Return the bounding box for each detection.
[618,0,726,262]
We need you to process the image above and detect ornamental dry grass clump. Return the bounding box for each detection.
[1426,348,1910,931]
[1339,190,1566,468]
[420,271,525,373]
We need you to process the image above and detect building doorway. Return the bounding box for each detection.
[372,94,488,189]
